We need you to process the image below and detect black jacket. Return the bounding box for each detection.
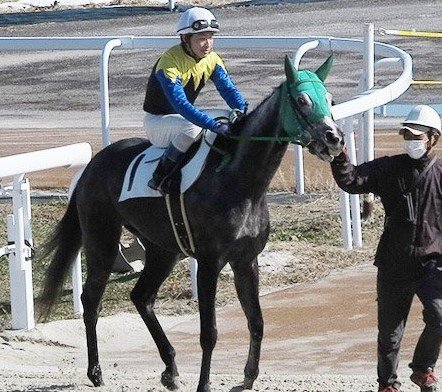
[331,152,442,280]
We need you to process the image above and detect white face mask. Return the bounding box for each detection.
[404,140,428,159]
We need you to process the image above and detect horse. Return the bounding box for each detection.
[38,55,344,392]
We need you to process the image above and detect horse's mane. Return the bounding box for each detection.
[230,85,281,136]
[206,85,282,169]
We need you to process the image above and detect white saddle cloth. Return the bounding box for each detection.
[119,131,217,201]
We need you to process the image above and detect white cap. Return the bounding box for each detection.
[399,105,441,135]
[176,7,219,35]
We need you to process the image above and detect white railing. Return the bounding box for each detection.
[0,143,92,330]
[0,28,412,309]
[0,33,412,147]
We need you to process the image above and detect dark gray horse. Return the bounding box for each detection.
[38,56,343,392]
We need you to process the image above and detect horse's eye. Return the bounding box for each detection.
[296,93,312,109]
[297,96,308,106]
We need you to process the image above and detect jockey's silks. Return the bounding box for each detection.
[143,44,246,131]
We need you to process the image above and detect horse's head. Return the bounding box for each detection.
[279,55,344,162]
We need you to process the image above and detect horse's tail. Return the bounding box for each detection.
[37,189,82,322]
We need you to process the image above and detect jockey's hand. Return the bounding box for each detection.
[229,108,246,125]
[212,121,231,137]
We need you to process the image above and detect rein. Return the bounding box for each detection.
[207,83,315,146]
[203,74,329,170]
[202,87,306,171]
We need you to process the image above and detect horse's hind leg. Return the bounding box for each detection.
[81,218,122,387]
[231,256,263,390]
[195,259,224,392]
[130,241,180,391]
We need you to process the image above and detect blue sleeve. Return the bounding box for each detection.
[210,64,247,111]
[156,70,218,130]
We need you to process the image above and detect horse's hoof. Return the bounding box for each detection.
[87,364,104,387]
[161,371,180,390]
[196,383,211,392]
[243,377,255,390]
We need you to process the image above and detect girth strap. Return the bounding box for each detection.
[165,193,196,258]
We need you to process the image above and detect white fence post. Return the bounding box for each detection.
[190,257,198,300]
[292,40,320,195]
[339,190,352,250]
[361,23,376,212]
[293,146,304,194]
[100,39,122,147]
[343,116,363,247]
[8,176,35,330]
[68,168,87,316]
[71,253,84,315]
[0,143,92,329]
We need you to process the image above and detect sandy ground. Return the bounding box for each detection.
[0,262,436,391]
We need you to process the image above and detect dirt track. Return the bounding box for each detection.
[0,263,429,391]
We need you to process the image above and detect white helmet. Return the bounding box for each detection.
[176,7,219,35]
[401,105,441,135]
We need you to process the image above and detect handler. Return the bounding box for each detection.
[143,6,247,194]
[330,105,442,392]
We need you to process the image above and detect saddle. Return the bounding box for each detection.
[119,131,222,257]
[119,131,218,201]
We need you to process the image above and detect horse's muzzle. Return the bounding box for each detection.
[308,120,344,162]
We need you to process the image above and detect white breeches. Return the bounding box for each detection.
[143,109,229,152]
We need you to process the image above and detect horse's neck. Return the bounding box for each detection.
[232,89,289,196]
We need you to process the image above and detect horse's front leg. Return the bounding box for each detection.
[231,256,263,390]
[196,259,222,392]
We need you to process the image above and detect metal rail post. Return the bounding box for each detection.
[100,39,122,147]
[0,144,92,328]
[360,23,375,218]
[9,176,34,330]
[291,40,320,195]
[190,258,198,300]
[344,117,362,247]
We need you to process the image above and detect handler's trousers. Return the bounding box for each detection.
[377,261,442,388]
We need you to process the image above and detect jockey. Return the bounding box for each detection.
[143,6,248,194]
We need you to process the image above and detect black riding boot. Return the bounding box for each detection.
[148,144,185,195]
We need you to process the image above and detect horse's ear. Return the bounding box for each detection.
[284,55,299,85]
[315,54,334,82]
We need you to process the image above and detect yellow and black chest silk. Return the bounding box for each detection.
[143,45,225,115]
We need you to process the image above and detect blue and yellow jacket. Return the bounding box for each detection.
[143,44,247,131]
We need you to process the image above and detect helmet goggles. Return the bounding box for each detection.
[178,19,219,33]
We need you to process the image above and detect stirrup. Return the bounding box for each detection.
[147,145,185,195]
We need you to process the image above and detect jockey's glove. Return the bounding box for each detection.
[212,121,231,137]
[229,108,246,125]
